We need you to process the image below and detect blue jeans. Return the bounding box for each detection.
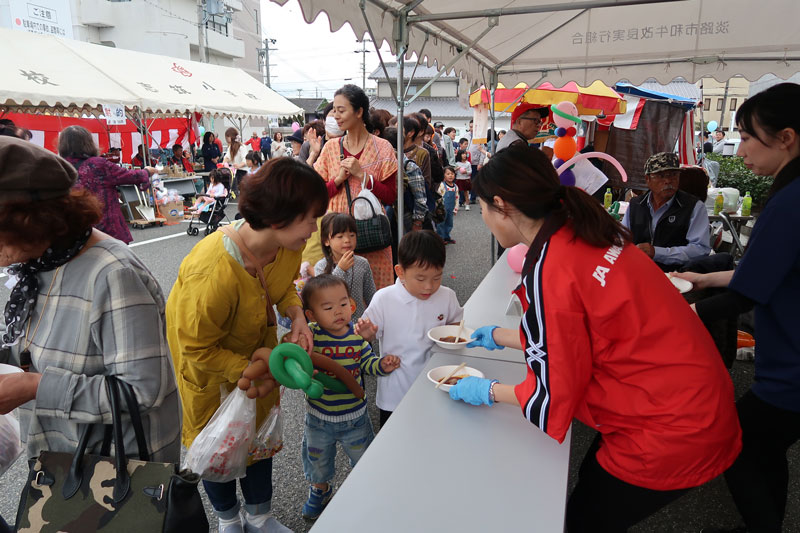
[302,411,375,484]
[203,458,274,519]
[436,192,456,241]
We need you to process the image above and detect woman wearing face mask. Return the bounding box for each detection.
[674,83,800,533]
[313,84,398,289]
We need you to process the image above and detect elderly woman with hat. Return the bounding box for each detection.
[0,137,180,467]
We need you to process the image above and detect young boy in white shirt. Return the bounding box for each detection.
[356,230,463,426]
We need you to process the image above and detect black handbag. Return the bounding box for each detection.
[15,376,208,533]
[339,136,393,253]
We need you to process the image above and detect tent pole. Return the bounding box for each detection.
[489,70,498,266]
[394,9,408,242]
[360,0,398,103]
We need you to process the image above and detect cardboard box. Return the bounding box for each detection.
[159,200,184,225]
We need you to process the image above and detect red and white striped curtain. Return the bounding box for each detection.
[678,109,697,166]
[3,112,193,164]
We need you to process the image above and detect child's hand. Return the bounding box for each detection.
[380,355,401,373]
[338,250,355,271]
[355,318,378,341]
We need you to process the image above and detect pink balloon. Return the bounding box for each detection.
[556,151,628,182]
[506,244,528,274]
[552,101,580,129]
[291,122,301,132]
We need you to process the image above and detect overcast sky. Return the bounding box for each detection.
[259,1,394,100]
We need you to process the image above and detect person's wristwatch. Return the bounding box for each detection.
[488,380,499,405]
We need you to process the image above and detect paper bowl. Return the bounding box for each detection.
[427,365,485,392]
[666,273,693,294]
[427,325,475,350]
[0,363,23,376]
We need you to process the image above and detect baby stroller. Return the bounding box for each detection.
[187,168,232,236]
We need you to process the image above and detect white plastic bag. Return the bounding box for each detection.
[0,413,21,476]
[352,175,382,220]
[183,388,256,482]
[249,403,284,462]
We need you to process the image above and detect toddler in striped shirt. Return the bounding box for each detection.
[298,274,400,520]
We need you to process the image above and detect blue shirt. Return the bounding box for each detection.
[621,192,711,265]
[729,167,800,412]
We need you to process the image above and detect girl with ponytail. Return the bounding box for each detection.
[448,144,742,531]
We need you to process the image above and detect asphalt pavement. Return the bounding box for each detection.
[0,204,797,532]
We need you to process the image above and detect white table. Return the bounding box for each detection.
[453,250,525,363]
[310,352,572,532]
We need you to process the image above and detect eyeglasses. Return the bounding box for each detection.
[648,170,680,180]
[517,116,543,123]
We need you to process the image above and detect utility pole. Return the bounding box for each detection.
[196,0,208,62]
[297,88,303,97]
[719,79,730,133]
[354,39,372,89]
[257,37,277,87]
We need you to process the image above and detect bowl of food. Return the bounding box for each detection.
[427,325,475,350]
[426,365,485,392]
[666,273,693,294]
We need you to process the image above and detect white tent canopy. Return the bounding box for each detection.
[1,28,302,119]
[276,0,800,87]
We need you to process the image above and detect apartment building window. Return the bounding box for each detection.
[729,98,738,110]
[716,99,724,111]
[704,98,711,110]
[206,14,228,36]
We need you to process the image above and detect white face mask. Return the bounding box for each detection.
[325,116,344,137]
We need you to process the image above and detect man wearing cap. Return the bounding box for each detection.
[622,152,711,271]
[496,103,549,153]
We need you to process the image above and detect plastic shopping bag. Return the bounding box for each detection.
[352,175,383,221]
[0,413,21,476]
[183,387,256,483]
[249,403,284,462]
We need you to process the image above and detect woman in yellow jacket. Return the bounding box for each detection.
[167,158,328,533]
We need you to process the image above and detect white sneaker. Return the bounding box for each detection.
[465,204,470,211]
[244,514,293,533]
[218,514,244,533]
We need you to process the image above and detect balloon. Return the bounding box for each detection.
[552,101,581,129]
[566,126,577,137]
[555,127,567,137]
[506,244,528,274]
[198,126,206,136]
[553,136,577,161]
[291,121,301,132]
[557,151,628,182]
[707,120,718,132]
[553,157,565,167]
[559,168,576,187]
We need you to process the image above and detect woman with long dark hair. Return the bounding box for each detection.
[223,127,247,197]
[448,144,742,531]
[675,82,800,533]
[201,131,221,173]
[313,84,398,289]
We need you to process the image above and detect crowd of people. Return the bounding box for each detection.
[0,81,798,533]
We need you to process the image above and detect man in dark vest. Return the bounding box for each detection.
[622,152,711,271]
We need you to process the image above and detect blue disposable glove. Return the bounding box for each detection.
[467,325,503,350]
[449,376,495,406]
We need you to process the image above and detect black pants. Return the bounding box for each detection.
[724,390,800,533]
[233,169,247,196]
[379,409,392,428]
[566,436,689,532]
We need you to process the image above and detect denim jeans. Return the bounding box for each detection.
[436,190,456,241]
[302,411,375,484]
[203,458,274,519]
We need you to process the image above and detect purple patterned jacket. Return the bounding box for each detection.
[69,156,150,244]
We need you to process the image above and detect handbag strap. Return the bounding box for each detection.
[220,225,276,327]
[64,376,130,503]
[118,379,151,462]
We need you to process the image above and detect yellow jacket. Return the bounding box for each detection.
[166,224,302,447]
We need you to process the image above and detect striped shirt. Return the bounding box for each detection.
[5,239,181,463]
[307,322,386,422]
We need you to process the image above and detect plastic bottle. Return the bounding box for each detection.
[741,191,752,217]
[713,192,724,215]
[604,187,613,210]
